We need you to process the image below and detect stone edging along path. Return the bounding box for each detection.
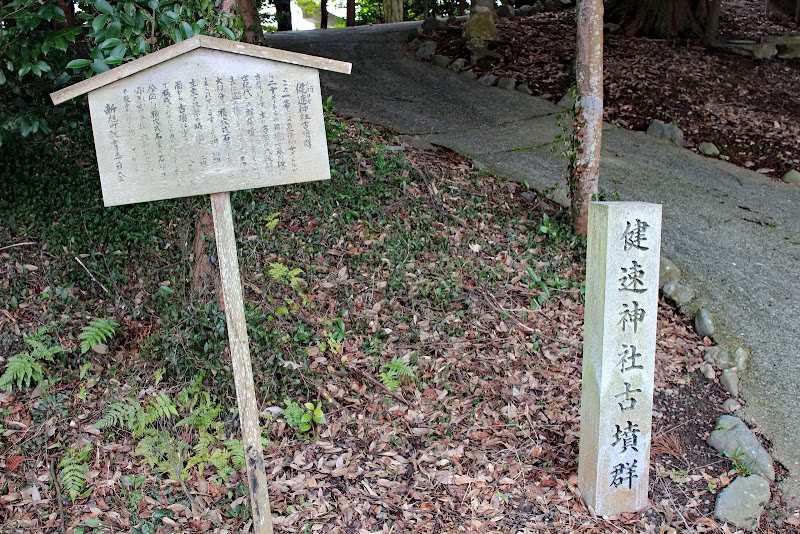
[408,20,791,526]
[410,15,800,189]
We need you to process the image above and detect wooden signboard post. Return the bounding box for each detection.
[51,35,351,533]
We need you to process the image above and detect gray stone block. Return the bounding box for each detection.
[497,77,517,90]
[721,368,739,398]
[714,475,770,530]
[498,4,515,18]
[477,75,498,87]
[661,280,695,308]
[659,256,681,288]
[699,142,720,156]
[695,308,714,338]
[705,344,750,371]
[416,41,437,60]
[431,54,451,68]
[782,169,800,186]
[448,58,466,71]
[708,415,775,481]
[516,83,533,95]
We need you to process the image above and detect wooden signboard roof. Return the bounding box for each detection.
[51,35,351,105]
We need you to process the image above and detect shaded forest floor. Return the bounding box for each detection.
[1,110,799,533]
[431,0,800,179]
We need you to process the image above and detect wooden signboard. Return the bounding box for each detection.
[52,35,351,534]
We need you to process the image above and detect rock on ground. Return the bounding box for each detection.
[720,368,739,397]
[705,344,750,371]
[695,308,714,338]
[714,474,770,531]
[497,77,517,90]
[699,142,720,156]
[661,280,695,309]
[416,41,437,60]
[782,169,800,186]
[659,256,681,288]
[707,415,775,481]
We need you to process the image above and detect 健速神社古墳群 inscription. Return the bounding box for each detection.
[578,202,662,517]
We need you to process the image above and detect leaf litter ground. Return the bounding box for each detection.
[429,0,800,179]
[1,114,799,533]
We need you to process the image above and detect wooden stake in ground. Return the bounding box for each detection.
[211,191,272,533]
[578,201,661,516]
[50,35,351,531]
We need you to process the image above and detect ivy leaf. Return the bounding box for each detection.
[66,59,92,69]
[94,0,115,15]
[92,13,109,32]
[0,70,6,85]
[91,58,110,74]
[218,26,235,40]
[99,37,121,50]
[180,21,194,39]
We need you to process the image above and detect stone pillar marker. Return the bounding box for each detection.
[578,201,662,516]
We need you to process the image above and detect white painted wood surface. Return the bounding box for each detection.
[578,202,662,516]
[86,48,330,206]
[211,192,273,534]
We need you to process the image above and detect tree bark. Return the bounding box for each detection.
[220,0,265,43]
[605,0,708,38]
[321,0,328,28]
[704,0,722,44]
[347,0,356,26]
[276,0,293,31]
[383,0,403,22]
[459,0,466,16]
[572,0,603,236]
[56,1,77,28]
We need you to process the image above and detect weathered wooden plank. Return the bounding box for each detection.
[50,35,350,105]
[86,48,330,206]
[210,191,273,534]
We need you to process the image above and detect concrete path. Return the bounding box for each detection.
[265,23,800,505]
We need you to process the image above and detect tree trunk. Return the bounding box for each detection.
[276,0,293,31]
[423,0,429,19]
[239,0,266,44]
[704,0,722,44]
[605,0,708,38]
[220,0,265,43]
[321,0,328,28]
[459,0,466,16]
[347,0,356,26]
[464,0,498,41]
[56,1,77,28]
[572,0,603,236]
[383,0,403,22]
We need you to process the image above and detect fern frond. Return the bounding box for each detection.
[0,353,43,391]
[93,397,143,433]
[59,462,88,501]
[386,356,414,377]
[379,370,400,391]
[145,393,179,423]
[79,318,119,355]
[58,444,92,502]
[224,439,245,469]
